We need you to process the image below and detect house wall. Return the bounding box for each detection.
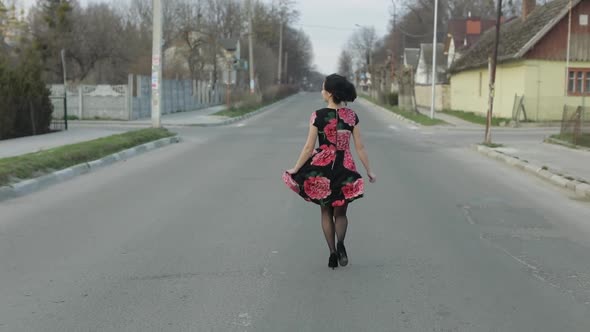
[414,84,451,110]
[451,60,590,121]
[523,60,590,121]
[415,52,430,85]
[526,0,590,61]
[450,62,526,118]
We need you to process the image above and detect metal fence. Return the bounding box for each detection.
[49,96,68,132]
[560,105,589,146]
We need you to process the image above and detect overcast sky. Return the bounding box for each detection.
[18,0,392,74]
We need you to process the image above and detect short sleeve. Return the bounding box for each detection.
[354,112,359,126]
[310,111,319,127]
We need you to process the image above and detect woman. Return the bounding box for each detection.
[282,74,376,269]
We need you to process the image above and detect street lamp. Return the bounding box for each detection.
[151,0,163,128]
[430,0,439,120]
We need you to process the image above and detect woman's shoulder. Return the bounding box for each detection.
[342,107,358,115]
[338,107,359,125]
[311,108,332,118]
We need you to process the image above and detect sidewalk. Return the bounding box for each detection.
[0,127,130,159]
[491,140,590,182]
[417,107,483,128]
[0,105,228,159]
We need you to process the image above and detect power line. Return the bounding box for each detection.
[294,24,357,31]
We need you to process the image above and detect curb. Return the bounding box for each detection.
[0,135,181,203]
[190,92,302,127]
[358,98,421,127]
[545,137,590,152]
[475,145,590,199]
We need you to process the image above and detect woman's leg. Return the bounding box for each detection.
[334,204,349,266]
[321,206,336,253]
[334,204,349,244]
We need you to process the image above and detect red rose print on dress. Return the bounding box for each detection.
[324,119,337,143]
[337,131,351,150]
[304,176,332,200]
[310,112,317,125]
[338,108,357,126]
[343,151,357,171]
[282,172,300,193]
[311,145,336,166]
[342,179,364,199]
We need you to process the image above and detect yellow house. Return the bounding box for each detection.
[450,0,590,121]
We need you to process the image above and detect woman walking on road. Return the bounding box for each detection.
[282,74,376,269]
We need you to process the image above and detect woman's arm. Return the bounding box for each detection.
[352,125,376,183]
[287,123,318,174]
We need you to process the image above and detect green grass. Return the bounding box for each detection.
[442,109,511,126]
[361,95,446,126]
[550,133,590,148]
[91,116,125,121]
[0,128,174,187]
[214,90,298,118]
[481,142,504,148]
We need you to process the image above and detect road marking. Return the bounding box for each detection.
[234,313,252,327]
[389,125,399,131]
[408,126,419,130]
[235,123,246,127]
[461,205,475,225]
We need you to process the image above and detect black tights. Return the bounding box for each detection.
[321,205,348,253]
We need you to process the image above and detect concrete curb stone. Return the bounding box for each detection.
[475,144,590,199]
[545,137,590,152]
[0,135,181,203]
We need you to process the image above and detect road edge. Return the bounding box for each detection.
[357,98,422,127]
[0,135,181,203]
[474,144,590,199]
[191,92,303,127]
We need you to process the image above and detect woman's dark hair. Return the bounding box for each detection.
[324,74,357,104]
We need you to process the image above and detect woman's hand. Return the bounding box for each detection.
[368,171,377,183]
[286,168,298,175]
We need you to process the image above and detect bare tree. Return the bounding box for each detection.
[349,26,378,72]
[68,3,126,82]
[338,50,353,80]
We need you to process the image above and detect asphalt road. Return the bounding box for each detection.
[1,93,590,331]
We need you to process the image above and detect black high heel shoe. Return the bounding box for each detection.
[328,253,338,269]
[337,242,348,267]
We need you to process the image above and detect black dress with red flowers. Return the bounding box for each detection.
[283,107,365,207]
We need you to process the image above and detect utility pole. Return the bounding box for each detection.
[60,49,68,130]
[151,0,163,128]
[484,0,503,144]
[565,0,573,96]
[248,0,255,94]
[283,51,288,84]
[277,20,283,85]
[430,0,439,120]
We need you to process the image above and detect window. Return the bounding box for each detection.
[567,69,590,96]
[569,71,575,93]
